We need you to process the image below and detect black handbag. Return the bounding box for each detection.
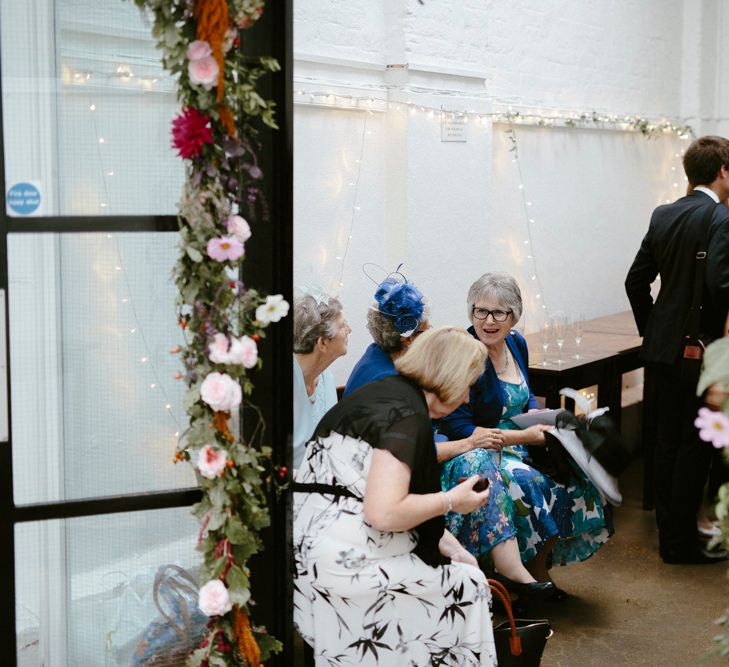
[681,202,719,386]
[489,578,552,666]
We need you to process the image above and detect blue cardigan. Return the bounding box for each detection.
[435,327,539,439]
[343,343,397,396]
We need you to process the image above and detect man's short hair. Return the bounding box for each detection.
[683,135,729,188]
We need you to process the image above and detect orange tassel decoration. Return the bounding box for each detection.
[212,410,235,443]
[233,607,261,666]
[194,0,237,137]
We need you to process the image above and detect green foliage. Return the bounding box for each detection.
[128,0,283,664]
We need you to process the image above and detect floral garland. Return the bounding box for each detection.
[693,339,729,658]
[130,0,284,664]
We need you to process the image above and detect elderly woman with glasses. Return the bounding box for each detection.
[436,272,611,597]
[344,272,554,601]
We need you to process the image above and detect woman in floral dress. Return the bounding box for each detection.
[293,326,497,666]
[436,272,612,593]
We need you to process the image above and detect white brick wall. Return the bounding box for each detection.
[294,1,728,384]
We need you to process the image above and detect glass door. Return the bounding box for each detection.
[0,0,293,663]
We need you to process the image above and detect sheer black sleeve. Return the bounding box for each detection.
[374,414,429,470]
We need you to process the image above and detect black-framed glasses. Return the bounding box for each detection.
[472,307,513,322]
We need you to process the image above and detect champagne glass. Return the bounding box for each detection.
[551,314,568,365]
[538,321,552,366]
[571,312,585,359]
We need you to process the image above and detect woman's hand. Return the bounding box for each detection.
[469,427,505,451]
[446,475,491,514]
[518,423,552,445]
[438,530,479,568]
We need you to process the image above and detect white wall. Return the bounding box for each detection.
[293,0,728,385]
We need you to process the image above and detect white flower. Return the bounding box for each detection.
[256,294,289,325]
[196,445,227,479]
[200,372,242,412]
[198,579,233,617]
[226,214,251,243]
[208,333,234,364]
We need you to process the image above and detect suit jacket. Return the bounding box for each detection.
[625,190,729,365]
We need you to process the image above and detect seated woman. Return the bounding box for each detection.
[344,272,552,599]
[436,272,612,594]
[294,326,497,666]
[293,287,351,469]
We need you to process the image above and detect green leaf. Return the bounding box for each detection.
[225,516,250,544]
[186,245,204,263]
[228,586,251,607]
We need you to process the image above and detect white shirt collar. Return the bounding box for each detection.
[693,186,720,203]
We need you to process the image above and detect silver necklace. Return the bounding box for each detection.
[494,346,509,375]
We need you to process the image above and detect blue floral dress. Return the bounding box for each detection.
[441,370,610,565]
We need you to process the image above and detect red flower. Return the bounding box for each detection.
[171,107,213,159]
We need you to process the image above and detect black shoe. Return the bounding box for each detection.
[546,585,569,602]
[492,573,555,601]
[661,546,728,565]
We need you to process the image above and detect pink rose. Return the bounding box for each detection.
[226,215,251,243]
[187,40,212,62]
[208,333,233,364]
[188,55,219,90]
[229,336,258,368]
[197,445,227,479]
[207,236,244,262]
[200,372,242,411]
[198,579,233,617]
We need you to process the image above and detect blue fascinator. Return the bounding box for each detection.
[374,273,425,336]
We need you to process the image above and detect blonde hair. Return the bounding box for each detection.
[394,325,487,404]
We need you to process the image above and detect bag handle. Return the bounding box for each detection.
[152,564,199,642]
[488,578,522,657]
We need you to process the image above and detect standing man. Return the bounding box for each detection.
[626,136,729,564]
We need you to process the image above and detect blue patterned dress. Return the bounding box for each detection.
[441,367,610,565]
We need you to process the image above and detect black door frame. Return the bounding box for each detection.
[0,0,293,661]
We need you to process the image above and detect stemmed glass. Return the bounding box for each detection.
[538,322,552,366]
[551,314,568,365]
[571,312,585,359]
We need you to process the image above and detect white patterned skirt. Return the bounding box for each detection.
[293,433,496,666]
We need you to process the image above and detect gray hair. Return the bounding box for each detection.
[466,272,523,324]
[293,294,343,353]
[367,300,432,353]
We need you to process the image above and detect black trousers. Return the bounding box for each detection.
[647,362,713,554]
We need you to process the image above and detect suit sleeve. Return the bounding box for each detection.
[706,212,729,327]
[625,227,658,336]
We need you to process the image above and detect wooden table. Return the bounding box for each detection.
[524,311,642,430]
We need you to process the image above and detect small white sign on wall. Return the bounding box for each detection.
[441,112,467,142]
[6,180,43,216]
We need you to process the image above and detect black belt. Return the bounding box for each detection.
[291,481,361,500]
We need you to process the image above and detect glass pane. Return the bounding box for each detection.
[9,232,194,504]
[16,507,202,666]
[1,0,183,217]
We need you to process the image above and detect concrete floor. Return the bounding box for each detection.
[519,460,729,666]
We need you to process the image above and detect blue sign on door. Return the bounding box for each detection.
[7,182,41,215]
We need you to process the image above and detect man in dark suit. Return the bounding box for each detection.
[626,135,729,564]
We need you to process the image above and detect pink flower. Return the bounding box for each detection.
[198,579,233,617]
[200,372,242,412]
[207,236,244,262]
[226,215,251,243]
[208,333,233,364]
[230,336,258,368]
[188,55,219,90]
[171,107,213,159]
[187,40,212,62]
[197,445,227,479]
[695,407,729,448]
[208,333,258,368]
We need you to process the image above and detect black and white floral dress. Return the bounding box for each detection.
[293,375,496,666]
